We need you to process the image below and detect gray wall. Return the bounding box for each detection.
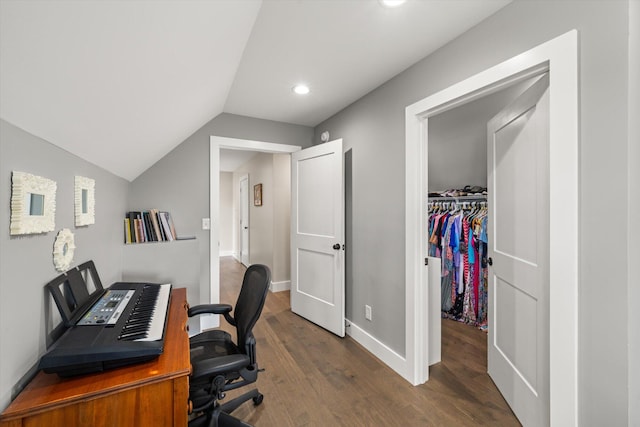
[235,153,275,271]
[314,1,631,424]
[128,113,312,305]
[219,171,234,255]
[427,78,534,191]
[231,153,291,284]
[628,1,639,424]
[272,154,291,285]
[0,119,128,410]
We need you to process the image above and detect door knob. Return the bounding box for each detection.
[487,257,493,266]
[333,243,341,250]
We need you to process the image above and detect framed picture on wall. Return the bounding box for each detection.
[254,183,262,206]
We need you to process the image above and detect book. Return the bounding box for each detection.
[159,212,174,241]
[124,218,132,244]
[127,212,137,243]
[136,212,147,243]
[143,211,156,241]
[165,212,177,240]
[150,209,163,241]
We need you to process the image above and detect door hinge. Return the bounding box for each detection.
[424,258,429,266]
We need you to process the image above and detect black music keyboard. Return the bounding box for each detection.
[39,282,171,377]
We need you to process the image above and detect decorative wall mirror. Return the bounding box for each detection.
[74,176,95,226]
[53,228,75,272]
[10,171,57,235]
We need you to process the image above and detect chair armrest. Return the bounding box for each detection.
[188,304,232,317]
[191,354,251,381]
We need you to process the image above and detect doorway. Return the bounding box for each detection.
[428,73,550,426]
[209,137,301,330]
[405,30,578,426]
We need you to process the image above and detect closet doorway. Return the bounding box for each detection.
[405,31,578,426]
[428,73,549,426]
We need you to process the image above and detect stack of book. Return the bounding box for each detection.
[124,210,177,244]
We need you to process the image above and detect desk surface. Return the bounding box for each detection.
[0,287,190,426]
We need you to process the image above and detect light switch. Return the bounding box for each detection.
[202,218,210,230]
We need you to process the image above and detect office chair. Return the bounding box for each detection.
[188,264,271,427]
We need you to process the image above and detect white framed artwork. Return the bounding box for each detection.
[52,228,75,272]
[10,171,57,235]
[74,176,95,226]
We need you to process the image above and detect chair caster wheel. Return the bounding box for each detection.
[253,393,264,406]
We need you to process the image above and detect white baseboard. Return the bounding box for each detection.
[220,250,234,257]
[346,320,408,380]
[270,280,291,292]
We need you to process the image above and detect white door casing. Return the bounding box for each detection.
[239,174,250,266]
[404,30,577,426]
[291,139,345,337]
[487,73,550,426]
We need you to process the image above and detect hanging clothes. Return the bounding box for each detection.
[428,198,488,330]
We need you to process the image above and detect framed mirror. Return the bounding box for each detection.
[74,176,95,226]
[10,171,57,235]
[52,228,75,272]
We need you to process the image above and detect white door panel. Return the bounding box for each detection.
[488,73,549,427]
[291,139,345,337]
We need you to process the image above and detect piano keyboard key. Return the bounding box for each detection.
[118,283,171,342]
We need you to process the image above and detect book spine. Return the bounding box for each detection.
[124,218,132,243]
[166,212,177,240]
[150,209,164,241]
[127,212,137,243]
[143,211,156,241]
[160,212,174,241]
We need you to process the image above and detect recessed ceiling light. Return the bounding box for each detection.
[292,84,310,95]
[379,0,406,7]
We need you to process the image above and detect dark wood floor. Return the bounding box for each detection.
[216,257,520,426]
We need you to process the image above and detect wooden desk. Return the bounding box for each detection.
[0,288,190,427]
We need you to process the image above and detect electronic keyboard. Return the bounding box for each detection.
[39,282,172,377]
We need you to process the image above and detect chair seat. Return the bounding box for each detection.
[191,330,240,363]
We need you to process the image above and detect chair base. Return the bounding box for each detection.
[189,388,263,427]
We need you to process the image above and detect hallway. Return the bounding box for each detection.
[216,257,520,426]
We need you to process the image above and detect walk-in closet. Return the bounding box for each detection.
[426,76,539,372]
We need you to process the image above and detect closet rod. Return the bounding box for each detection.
[427,195,487,202]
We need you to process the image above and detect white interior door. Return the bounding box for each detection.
[239,175,250,266]
[291,139,345,337]
[487,73,550,426]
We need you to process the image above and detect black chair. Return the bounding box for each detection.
[188,264,271,427]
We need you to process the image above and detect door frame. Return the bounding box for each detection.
[238,173,250,266]
[405,30,578,426]
[209,136,301,328]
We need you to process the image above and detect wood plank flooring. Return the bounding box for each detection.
[213,257,520,426]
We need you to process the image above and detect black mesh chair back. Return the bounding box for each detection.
[233,264,270,351]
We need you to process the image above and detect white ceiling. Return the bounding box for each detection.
[0,0,510,181]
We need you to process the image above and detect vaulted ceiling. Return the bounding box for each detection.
[0,0,510,181]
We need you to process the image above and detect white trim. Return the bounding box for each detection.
[220,250,234,257]
[346,320,407,377]
[405,30,578,426]
[270,280,291,293]
[210,136,302,328]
